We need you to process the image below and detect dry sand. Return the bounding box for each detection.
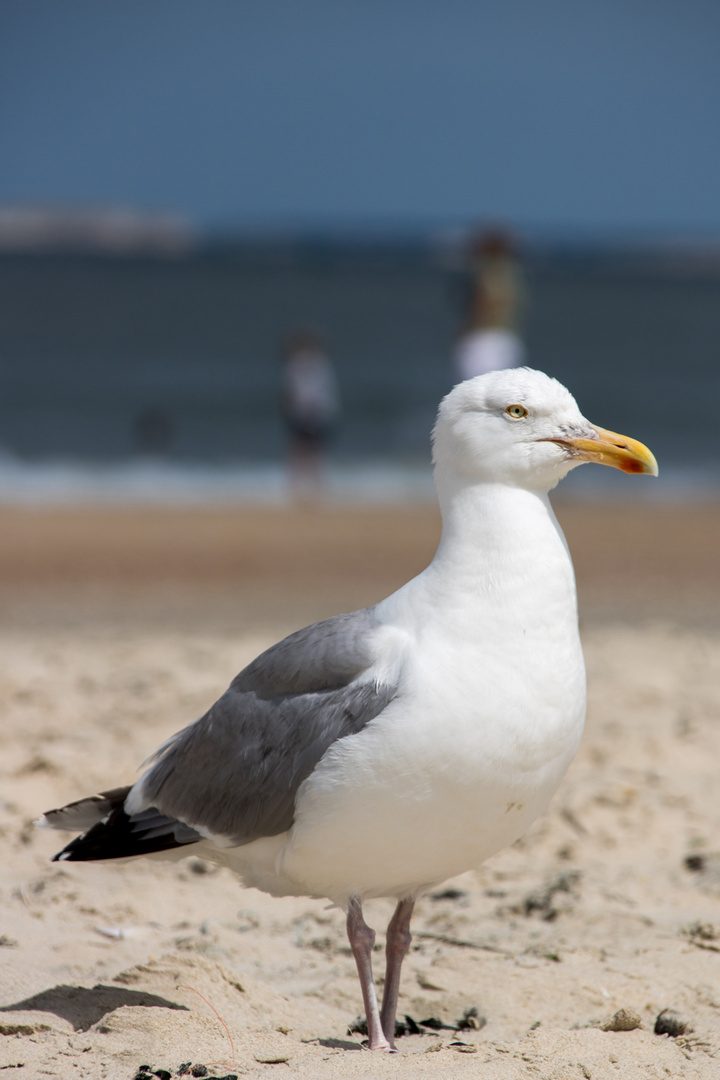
[1,500,720,1079]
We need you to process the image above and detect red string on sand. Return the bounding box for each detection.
[179,984,237,1073]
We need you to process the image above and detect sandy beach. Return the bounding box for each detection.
[2,499,720,1079]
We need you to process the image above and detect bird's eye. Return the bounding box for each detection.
[506,404,528,419]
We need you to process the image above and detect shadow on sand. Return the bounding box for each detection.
[0,984,188,1031]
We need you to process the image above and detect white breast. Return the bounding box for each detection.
[280,490,586,904]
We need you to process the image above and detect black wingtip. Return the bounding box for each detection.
[51,804,200,863]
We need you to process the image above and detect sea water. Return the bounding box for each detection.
[0,244,717,502]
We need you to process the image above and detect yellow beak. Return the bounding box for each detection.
[556,425,658,476]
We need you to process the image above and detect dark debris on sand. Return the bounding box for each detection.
[518,871,582,921]
[133,1065,237,1080]
[654,1009,693,1037]
[348,1004,486,1039]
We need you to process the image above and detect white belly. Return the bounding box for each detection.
[279,630,586,904]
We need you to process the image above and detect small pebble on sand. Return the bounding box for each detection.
[601,1007,642,1032]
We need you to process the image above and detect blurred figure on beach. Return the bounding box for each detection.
[132,404,175,456]
[454,227,526,381]
[280,328,340,501]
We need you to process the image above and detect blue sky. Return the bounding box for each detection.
[1,0,719,235]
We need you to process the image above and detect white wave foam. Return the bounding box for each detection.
[0,454,436,505]
[0,452,715,505]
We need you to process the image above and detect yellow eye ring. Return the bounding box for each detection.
[506,404,528,419]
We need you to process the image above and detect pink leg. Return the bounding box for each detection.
[346,897,391,1051]
[380,898,414,1048]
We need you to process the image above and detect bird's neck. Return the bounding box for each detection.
[425,469,577,616]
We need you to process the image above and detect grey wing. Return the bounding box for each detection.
[136,608,398,845]
[230,609,382,697]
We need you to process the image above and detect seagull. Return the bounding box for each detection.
[40,368,657,1051]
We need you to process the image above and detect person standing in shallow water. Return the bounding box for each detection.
[280,328,340,501]
[454,228,526,381]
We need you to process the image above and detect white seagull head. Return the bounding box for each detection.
[432,367,658,493]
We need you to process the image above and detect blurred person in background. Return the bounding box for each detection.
[132,404,175,456]
[454,227,526,381]
[280,327,340,501]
